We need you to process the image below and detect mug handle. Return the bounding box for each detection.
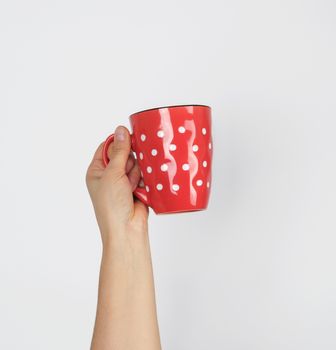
[102,133,149,206]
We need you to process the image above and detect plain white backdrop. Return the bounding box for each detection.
[1,0,336,349]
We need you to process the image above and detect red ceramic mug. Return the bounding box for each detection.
[102,104,212,214]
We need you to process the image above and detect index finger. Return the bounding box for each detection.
[88,141,105,170]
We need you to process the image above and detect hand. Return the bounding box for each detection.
[86,125,149,245]
[86,126,161,350]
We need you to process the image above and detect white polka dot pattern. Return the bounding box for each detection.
[132,117,211,209]
[157,130,164,138]
[172,184,180,191]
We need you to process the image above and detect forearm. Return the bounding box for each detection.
[91,232,161,350]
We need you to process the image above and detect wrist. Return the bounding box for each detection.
[101,228,151,261]
[100,219,149,245]
[100,239,154,290]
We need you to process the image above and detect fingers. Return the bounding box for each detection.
[105,126,131,177]
[133,198,149,221]
[128,163,141,191]
[86,141,106,184]
[89,141,105,166]
[126,153,135,174]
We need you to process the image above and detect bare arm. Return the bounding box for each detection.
[86,126,161,350]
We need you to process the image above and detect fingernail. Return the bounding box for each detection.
[115,126,125,141]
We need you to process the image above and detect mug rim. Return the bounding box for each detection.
[129,104,211,118]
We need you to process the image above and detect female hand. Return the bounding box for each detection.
[86,125,149,245]
[85,125,161,350]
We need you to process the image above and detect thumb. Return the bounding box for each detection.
[106,125,131,176]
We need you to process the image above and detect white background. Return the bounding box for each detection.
[1,0,336,349]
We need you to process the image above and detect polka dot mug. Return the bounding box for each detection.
[102,104,213,214]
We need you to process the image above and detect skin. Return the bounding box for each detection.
[86,125,161,350]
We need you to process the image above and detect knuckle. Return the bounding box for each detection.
[85,166,93,185]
